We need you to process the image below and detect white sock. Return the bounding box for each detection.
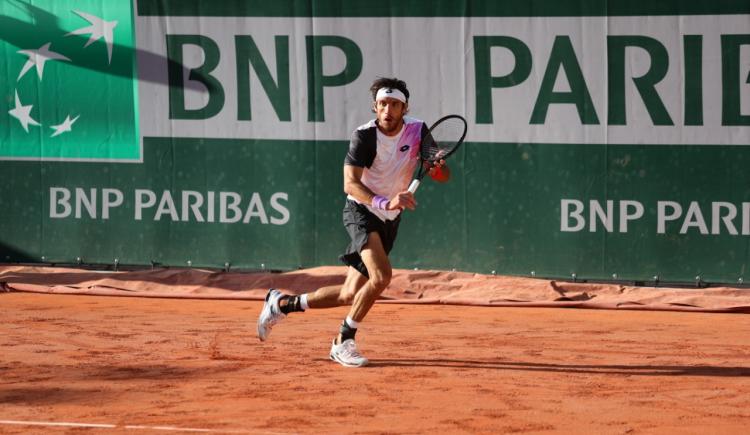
[345,316,360,329]
[300,294,309,310]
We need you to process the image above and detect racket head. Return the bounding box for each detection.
[420,114,467,163]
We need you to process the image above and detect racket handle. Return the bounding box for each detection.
[407,179,420,193]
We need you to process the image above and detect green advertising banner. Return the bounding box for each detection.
[1,0,750,284]
[0,0,139,161]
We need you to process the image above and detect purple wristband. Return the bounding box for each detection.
[371,195,389,211]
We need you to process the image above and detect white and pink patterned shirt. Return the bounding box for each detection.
[345,116,427,221]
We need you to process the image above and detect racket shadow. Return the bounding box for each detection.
[367,358,750,377]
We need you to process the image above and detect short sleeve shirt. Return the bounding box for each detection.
[345,116,428,221]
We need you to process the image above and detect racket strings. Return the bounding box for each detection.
[421,118,466,161]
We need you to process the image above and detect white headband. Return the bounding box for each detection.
[375,87,407,103]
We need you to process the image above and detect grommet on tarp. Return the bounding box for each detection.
[113,258,119,271]
[224,262,231,272]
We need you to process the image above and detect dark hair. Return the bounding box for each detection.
[369,77,409,101]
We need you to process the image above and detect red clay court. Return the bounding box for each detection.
[2,265,750,434]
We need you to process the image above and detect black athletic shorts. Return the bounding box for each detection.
[338,200,401,278]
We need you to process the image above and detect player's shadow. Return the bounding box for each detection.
[0,387,110,405]
[369,358,750,377]
[0,0,210,92]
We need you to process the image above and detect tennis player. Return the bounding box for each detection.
[257,77,446,367]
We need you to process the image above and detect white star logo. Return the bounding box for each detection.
[50,115,80,137]
[17,42,71,81]
[8,91,41,132]
[65,10,118,64]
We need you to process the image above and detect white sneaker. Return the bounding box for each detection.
[329,338,369,367]
[257,289,286,341]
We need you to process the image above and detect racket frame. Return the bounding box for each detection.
[408,114,467,193]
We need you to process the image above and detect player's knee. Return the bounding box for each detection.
[338,286,357,304]
[339,290,355,305]
[369,269,391,291]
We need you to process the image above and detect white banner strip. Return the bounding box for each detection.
[136,15,750,145]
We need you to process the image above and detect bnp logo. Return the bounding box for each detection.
[1,0,139,162]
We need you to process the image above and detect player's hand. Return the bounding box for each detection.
[388,191,417,211]
[429,159,447,175]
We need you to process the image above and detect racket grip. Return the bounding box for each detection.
[407,179,420,193]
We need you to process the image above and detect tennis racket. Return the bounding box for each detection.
[407,114,467,193]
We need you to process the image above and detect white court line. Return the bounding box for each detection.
[0,420,269,433]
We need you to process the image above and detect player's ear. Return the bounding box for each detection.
[371,101,377,113]
[404,102,409,114]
